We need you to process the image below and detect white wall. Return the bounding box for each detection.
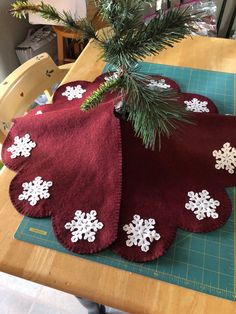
[0,0,31,81]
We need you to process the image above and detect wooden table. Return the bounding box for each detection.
[0,36,236,314]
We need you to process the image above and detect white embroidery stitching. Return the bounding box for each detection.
[123,214,161,252]
[7,134,36,159]
[213,142,236,174]
[184,98,209,112]
[147,79,170,89]
[18,176,53,206]
[62,85,86,101]
[65,210,103,243]
[185,190,219,220]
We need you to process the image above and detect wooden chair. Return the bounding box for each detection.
[0,53,73,144]
[52,26,84,65]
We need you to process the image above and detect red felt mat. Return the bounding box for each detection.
[2,74,236,261]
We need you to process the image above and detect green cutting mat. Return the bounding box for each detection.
[15,62,236,301]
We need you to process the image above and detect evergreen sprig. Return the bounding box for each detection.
[81,76,121,111]
[98,6,196,69]
[10,0,198,149]
[123,73,189,149]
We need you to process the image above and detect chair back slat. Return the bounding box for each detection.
[0,53,70,142]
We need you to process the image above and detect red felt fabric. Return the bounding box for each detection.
[2,100,122,254]
[27,74,180,117]
[112,115,234,261]
[2,73,236,261]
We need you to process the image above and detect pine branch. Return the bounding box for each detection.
[95,0,154,23]
[10,1,100,41]
[99,7,198,68]
[122,72,190,149]
[11,1,61,21]
[78,19,100,42]
[10,2,197,66]
[81,76,121,111]
[10,0,197,150]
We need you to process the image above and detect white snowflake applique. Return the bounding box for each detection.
[65,210,103,243]
[123,214,161,252]
[7,134,36,159]
[147,79,170,89]
[213,142,236,174]
[18,176,53,206]
[61,85,86,101]
[185,190,219,220]
[184,98,209,113]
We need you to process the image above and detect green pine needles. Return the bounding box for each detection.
[81,75,122,111]
[11,0,198,149]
